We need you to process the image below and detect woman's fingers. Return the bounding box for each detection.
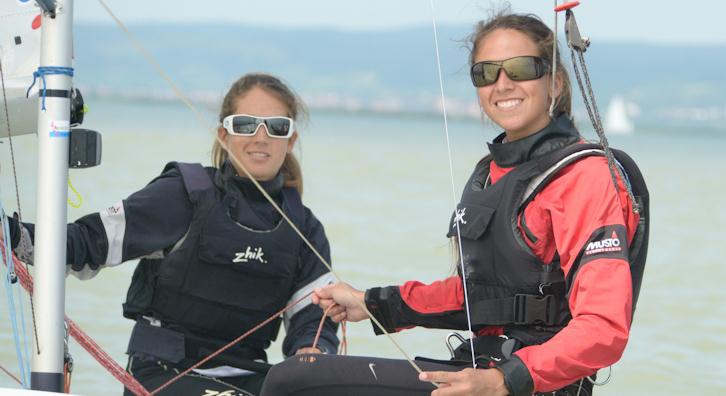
[331,311,347,323]
[419,370,457,384]
[313,283,368,322]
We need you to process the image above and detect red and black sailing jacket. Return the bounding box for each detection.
[365,115,649,394]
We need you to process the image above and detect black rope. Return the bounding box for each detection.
[569,47,640,214]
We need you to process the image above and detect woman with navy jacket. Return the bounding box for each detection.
[6,73,338,396]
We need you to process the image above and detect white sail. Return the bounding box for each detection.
[0,0,41,137]
[604,95,638,135]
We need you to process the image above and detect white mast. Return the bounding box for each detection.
[31,0,73,392]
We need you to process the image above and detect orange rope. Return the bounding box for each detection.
[338,321,348,355]
[150,291,315,395]
[63,361,72,393]
[310,305,347,355]
[311,304,336,351]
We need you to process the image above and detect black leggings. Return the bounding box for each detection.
[260,354,596,396]
[124,356,266,396]
[260,354,461,396]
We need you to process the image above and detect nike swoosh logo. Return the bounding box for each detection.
[368,363,378,380]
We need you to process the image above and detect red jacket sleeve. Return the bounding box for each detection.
[514,156,639,392]
[399,276,464,314]
[364,276,470,333]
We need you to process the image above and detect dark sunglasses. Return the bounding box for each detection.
[222,114,294,139]
[470,56,550,87]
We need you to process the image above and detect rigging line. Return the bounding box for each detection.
[0,60,35,379]
[2,208,29,387]
[569,48,639,214]
[312,303,336,351]
[97,0,433,382]
[0,363,22,385]
[548,0,559,117]
[338,321,348,355]
[6,211,32,385]
[149,292,315,394]
[1,53,42,363]
[0,59,24,221]
[561,7,638,214]
[218,137,436,385]
[428,0,477,368]
[95,0,212,131]
[155,291,342,393]
[6,248,152,396]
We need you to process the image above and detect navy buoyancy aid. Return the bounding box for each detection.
[122,162,306,350]
[447,143,649,340]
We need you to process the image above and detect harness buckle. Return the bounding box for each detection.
[445,332,467,359]
[513,294,556,325]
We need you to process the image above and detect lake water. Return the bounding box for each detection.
[1,97,725,395]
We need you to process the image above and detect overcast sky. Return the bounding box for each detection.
[70,0,725,45]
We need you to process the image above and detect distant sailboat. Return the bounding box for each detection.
[604,95,639,134]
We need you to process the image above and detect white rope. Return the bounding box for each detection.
[95,0,212,131]
[217,137,435,385]
[428,0,477,368]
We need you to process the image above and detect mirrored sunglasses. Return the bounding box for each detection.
[470,56,550,87]
[222,114,294,139]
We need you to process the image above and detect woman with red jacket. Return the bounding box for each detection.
[261,10,648,396]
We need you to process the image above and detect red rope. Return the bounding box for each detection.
[4,245,342,395]
[65,315,150,396]
[150,291,315,395]
[2,246,152,396]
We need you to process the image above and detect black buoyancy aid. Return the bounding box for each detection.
[123,162,305,352]
[447,143,649,343]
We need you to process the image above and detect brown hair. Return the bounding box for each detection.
[467,8,572,116]
[212,72,309,194]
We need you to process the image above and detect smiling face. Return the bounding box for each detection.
[475,28,560,141]
[217,86,297,181]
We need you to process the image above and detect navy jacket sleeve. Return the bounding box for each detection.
[281,208,339,357]
[13,168,193,278]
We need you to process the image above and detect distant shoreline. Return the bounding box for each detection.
[80,87,484,121]
[79,88,726,132]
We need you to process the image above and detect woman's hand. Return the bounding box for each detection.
[419,368,509,396]
[294,347,322,355]
[312,283,368,323]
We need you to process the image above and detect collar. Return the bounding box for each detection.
[216,160,284,199]
[487,114,581,168]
